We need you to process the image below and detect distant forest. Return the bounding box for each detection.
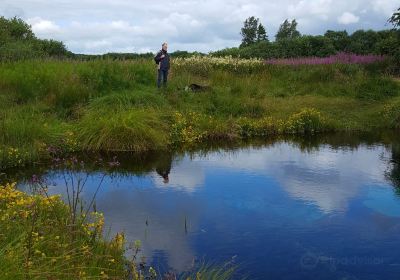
[211,16,400,59]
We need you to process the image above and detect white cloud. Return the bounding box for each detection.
[201,143,390,213]
[288,0,334,20]
[27,17,61,36]
[371,0,399,16]
[18,140,395,271]
[0,0,395,54]
[337,12,360,24]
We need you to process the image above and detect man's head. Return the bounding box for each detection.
[162,174,169,184]
[162,42,168,51]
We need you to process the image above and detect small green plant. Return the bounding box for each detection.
[237,117,284,137]
[170,111,206,145]
[0,146,30,170]
[285,108,333,134]
[382,100,400,129]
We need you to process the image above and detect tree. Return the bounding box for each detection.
[256,23,268,42]
[40,39,68,57]
[0,17,69,60]
[324,30,350,52]
[275,19,301,41]
[302,35,336,57]
[240,16,259,47]
[389,7,400,29]
[375,34,400,55]
[348,30,379,54]
[0,16,35,42]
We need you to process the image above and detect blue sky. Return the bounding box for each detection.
[0,0,398,54]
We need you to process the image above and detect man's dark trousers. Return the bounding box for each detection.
[157,69,168,88]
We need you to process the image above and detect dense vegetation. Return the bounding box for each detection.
[0,17,71,60]
[0,57,399,171]
[0,182,130,279]
[211,17,400,62]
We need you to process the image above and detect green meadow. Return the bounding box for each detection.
[0,57,399,170]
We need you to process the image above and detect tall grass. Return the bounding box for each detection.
[265,52,386,65]
[0,182,127,280]
[76,108,170,152]
[0,58,399,169]
[0,59,154,114]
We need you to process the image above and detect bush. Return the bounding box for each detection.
[0,41,44,61]
[237,117,284,137]
[284,108,334,134]
[0,146,31,170]
[0,17,68,60]
[170,111,206,145]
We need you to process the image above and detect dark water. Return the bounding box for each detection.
[11,133,400,279]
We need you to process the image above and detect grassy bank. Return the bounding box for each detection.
[0,57,399,170]
[0,182,130,279]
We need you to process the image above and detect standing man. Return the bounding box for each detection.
[154,42,170,88]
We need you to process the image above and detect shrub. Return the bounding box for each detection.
[0,17,68,60]
[284,108,334,134]
[0,146,31,170]
[170,111,206,145]
[237,117,284,137]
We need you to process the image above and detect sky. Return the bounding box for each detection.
[0,0,398,54]
[42,141,395,272]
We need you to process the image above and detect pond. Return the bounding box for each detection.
[9,132,400,280]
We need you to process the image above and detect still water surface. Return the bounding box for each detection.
[15,134,400,279]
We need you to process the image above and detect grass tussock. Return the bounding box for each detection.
[77,109,170,152]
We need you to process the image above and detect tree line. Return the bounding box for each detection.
[211,12,400,59]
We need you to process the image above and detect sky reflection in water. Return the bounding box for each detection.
[18,137,400,279]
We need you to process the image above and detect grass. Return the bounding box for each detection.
[77,108,170,152]
[0,57,399,170]
[0,182,128,279]
[0,181,239,280]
